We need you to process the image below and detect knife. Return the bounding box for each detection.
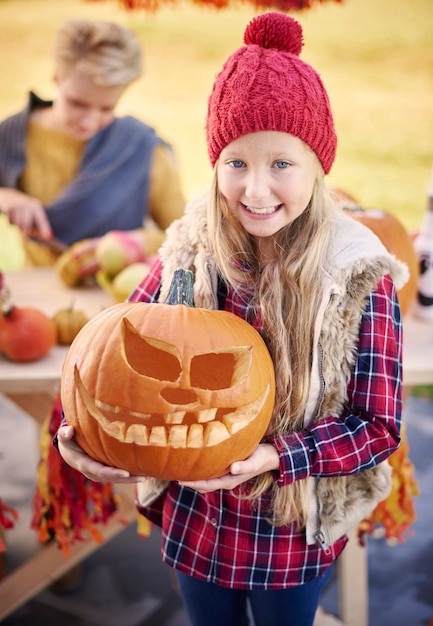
[29,229,68,254]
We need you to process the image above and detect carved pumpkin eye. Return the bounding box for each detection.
[419,253,431,275]
[123,318,182,382]
[123,317,252,391]
[190,347,252,390]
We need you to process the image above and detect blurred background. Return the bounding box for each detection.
[0,1,432,623]
[0,0,432,272]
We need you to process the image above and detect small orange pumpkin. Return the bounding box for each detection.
[329,189,419,316]
[0,273,57,362]
[61,269,276,480]
[52,306,89,345]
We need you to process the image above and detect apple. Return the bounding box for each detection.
[95,231,145,277]
[96,262,151,302]
[112,262,151,301]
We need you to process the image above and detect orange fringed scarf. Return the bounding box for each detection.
[31,395,119,557]
[359,423,419,544]
[0,499,19,553]
[86,0,343,11]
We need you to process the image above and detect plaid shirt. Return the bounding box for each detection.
[131,259,402,589]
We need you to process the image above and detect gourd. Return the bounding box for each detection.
[61,269,276,480]
[0,273,57,362]
[52,306,89,345]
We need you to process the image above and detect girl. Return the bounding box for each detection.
[58,12,407,626]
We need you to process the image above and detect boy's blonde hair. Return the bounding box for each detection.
[208,154,336,527]
[53,19,142,87]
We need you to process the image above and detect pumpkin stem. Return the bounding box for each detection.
[165,268,195,307]
[0,274,13,316]
[343,205,364,216]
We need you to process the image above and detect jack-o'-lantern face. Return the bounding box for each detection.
[61,302,275,481]
[416,250,433,309]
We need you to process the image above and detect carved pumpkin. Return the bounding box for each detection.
[61,270,275,480]
[329,189,419,316]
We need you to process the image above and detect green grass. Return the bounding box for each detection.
[411,385,433,400]
[1,0,432,270]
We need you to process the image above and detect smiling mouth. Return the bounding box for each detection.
[74,366,271,449]
[242,204,282,215]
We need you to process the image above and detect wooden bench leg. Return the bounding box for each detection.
[0,485,137,622]
[337,527,368,626]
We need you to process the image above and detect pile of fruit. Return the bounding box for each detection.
[94,231,154,302]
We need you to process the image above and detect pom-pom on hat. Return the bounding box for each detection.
[206,12,337,174]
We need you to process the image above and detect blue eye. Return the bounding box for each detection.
[274,161,289,169]
[230,160,245,169]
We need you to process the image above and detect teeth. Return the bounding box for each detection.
[77,366,272,449]
[149,426,167,447]
[245,206,277,215]
[95,398,151,421]
[125,423,149,445]
[197,408,217,423]
[223,412,249,434]
[187,424,204,448]
[168,425,188,448]
[105,420,126,438]
[204,421,230,446]
[165,411,187,424]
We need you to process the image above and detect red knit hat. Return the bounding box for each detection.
[206,12,337,174]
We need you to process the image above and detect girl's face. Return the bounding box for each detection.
[217,131,317,258]
[51,68,125,141]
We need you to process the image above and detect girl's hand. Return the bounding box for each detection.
[57,425,147,484]
[179,443,279,493]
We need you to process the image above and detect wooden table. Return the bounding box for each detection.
[0,269,432,625]
[0,268,112,421]
[0,269,137,620]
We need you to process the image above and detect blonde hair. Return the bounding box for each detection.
[53,19,142,87]
[208,156,335,527]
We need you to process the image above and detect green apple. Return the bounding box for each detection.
[111,262,151,301]
[96,231,145,277]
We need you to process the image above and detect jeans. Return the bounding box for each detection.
[175,567,331,626]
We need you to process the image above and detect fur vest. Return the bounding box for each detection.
[140,195,408,548]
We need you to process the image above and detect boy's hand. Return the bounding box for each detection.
[0,188,52,238]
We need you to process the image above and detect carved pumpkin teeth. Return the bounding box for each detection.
[168,424,188,448]
[104,420,126,438]
[187,424,204,448]
[223,412,250,434]
[95,398,152,420]
[124,423,149,445]
[76,367,271,448]
[149,426,167,447]
[197,408,218,423]
[204,421,230,445]
[165,411,187,424]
